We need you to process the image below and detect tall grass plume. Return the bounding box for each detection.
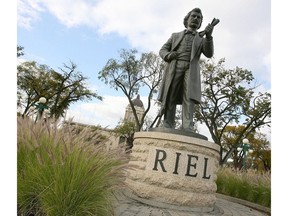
[216,167,271,208]
[17,117,128,216]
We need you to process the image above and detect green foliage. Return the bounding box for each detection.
[114,121,136,136]
[17,45,24,57]
[216,167,271,208]
[17,117,128,216]
[17,60,102,119]
[195,58,271,165]
[114,121,136,151]
[221,125,271,171]
[98,49,142,94]
[98,49,164,131]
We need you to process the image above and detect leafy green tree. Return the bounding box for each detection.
[98,49,164,131]
[195,58,271,165]
[17,60,102,119]
[114,121,136,152]
[17,61,51,116]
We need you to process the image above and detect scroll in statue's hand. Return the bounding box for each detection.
[205,24,214,39]
[199,18,219,38]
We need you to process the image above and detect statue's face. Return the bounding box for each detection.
[187,11,202,30]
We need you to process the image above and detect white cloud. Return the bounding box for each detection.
[65,95,128,128]
[17,0,44,29]
[18,0,271,87]
[65,94,161,128]
[65,94,216,141]
[18,0,271,141]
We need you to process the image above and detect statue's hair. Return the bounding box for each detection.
[183,8,203,29]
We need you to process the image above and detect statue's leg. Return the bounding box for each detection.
[163,62,186,128]
[182,67,195,131]
[163,87,177,128]
[182,99,195,130]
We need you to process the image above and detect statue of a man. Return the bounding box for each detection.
[157,8,214,131]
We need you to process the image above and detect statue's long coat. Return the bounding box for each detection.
[158,30,214,114]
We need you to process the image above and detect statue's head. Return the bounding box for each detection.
[183,8,203,30]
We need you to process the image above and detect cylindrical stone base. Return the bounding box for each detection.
[125,131,220,211]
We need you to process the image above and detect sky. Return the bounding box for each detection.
[16,0,273,139]
[1,0,288,213]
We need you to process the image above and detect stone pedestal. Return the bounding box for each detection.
[125,130,220,212]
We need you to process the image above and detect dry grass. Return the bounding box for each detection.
[216,167,271,208]
[17,117,129,216]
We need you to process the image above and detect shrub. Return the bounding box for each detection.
[216,167,271,208]
[17,117,128,216]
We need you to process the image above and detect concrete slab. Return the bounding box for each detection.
[113,190,270,216]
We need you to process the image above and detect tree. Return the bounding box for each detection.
[17,45,24,57]
[221,125,271,171]
[248,132,271,171]
[17,60,102,119]
[114,121,136,152]
[195,58,271,165]
[98,49,165,131]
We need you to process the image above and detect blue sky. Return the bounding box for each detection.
[16,0,273,136]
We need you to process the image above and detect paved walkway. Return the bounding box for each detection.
[113,190,270,216]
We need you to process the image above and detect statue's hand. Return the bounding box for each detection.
[166,51,178,61]
[205,23,214,39]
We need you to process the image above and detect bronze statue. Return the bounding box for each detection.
[154,8,219,131]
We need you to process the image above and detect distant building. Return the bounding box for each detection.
[124,94,145,122]
[63,121,121,151]
[66,95,145,151]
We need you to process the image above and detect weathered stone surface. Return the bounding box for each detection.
[125,131,220,209]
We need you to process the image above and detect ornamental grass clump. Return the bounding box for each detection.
[17,117,128,216]
[216,167,271,208]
